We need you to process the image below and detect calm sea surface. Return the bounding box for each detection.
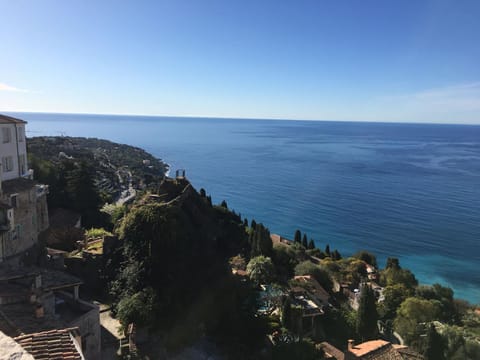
[10,112,480,303]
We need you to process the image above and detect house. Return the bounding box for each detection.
[293,275,330,307]
[0,114,101,359]
[0,114,28,182]
[0,114,49,266]
[321,339,424,360]
[0,267,100,359]
[14,328,85,359]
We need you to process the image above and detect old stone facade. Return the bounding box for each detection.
[0,115,49,266]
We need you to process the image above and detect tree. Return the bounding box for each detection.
[325,244,330,256]
[65,161,103,226]
[281,297,292,329]
[250,223,272,257]
[294,261,333,293]
[394,297,441,346]
[416,284,457,323]
[220,200,228,208]
[380,258,417,289]
[308,239,315,250]
[423,323,446,360]
[379,284,413,320]
[332,249,342,260]
[272,244,298,280]
[356,284,378,341]
[302,234,308,248]
[246,256,275,285]
[386,257,400,270]
[199,188,206,197]
[116,287,158,330]
[353,251,377,268]
[251,219,257,229]
[294,230,302,243]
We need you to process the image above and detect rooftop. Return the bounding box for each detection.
[346,340,424,359]
[293,275,330,303]
[0,114,27,124]
[0,266,82,290]
[321,342,345,360]
[14,327,84,360]
[1,177,37,194]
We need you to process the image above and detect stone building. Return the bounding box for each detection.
[0,114,101,359]
[0,114,49,266]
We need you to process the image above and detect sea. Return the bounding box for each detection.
[9,112,480,304]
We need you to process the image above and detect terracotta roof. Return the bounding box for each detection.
[0,114,27,124]
[14,328,84,360]
[348,340,397,358]
[346,340,424,360]
[321,342,345,360]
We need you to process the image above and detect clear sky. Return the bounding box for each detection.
[1,0,480,123]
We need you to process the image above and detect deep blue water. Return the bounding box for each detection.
[10,112,480,304]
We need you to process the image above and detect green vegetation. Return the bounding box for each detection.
[356,284,378,341]
[246,256,276,285]
[32,138,478,358]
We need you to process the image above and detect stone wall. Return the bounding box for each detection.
[0,180,49,265]
[58,291,101,360]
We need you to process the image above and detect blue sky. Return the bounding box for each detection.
[1,0,479,123]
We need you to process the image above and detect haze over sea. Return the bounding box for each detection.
[13,112,480,304]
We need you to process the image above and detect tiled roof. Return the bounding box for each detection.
[294,275,330,302]
[321,342,345,360]
[346,340,424,360]
[14,328,83,360]
[0,114,27,124]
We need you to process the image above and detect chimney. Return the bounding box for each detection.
[348,339,355,351]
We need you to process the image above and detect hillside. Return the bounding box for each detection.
[28,136,169,202]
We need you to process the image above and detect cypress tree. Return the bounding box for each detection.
[325,244,330,256]
[281,297,292,329]
[356,284,378,341]
[220,200,228,208]
[251,219,257,229]
[308,239,315,250]
[302,234,308,248]
[423,323,446,360]
[294,230,302,243]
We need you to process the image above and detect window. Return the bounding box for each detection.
[10,194,18,208]
[2,156,14,172]
[2,127,11,143]
[17,126,24,142]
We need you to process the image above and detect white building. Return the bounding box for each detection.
[0,114,49,265]
[0,114,28,182]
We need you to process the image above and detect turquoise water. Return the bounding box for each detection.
[11,112,480,304]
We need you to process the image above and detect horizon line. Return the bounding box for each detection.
[2,110,479,126]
